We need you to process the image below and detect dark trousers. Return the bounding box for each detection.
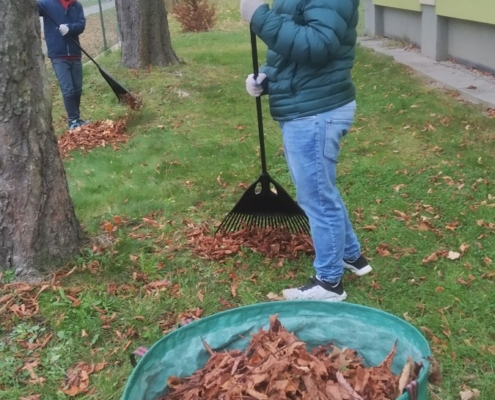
[51,58,83,123]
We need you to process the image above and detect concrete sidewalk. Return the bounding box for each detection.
[359,37,495,109]
[83,0,115,17]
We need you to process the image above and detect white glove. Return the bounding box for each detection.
[245,73,266,97]
[59,24,69,36]
[240,0,265,22]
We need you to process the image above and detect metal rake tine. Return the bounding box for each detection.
[220,212,240,233]
[294,215,309,234]
[238,213,249,230]
[293,217,306,234]
[286,218,297,234]
[233,213,245,231]
[218,214,233,233]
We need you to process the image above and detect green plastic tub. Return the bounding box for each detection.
[122,301,431,400]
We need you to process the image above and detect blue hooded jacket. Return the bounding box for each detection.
[37,0,86,59]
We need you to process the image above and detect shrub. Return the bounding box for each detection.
[173,0,217,33]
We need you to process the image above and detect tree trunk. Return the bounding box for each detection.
[0,1,85,281]
[116,0,180,69]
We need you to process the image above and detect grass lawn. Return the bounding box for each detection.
[2,1,495,399]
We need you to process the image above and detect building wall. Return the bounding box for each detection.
[448,19,495,73]
[382,7,422,46]
[364,0,495,73]
[436,0,495,26]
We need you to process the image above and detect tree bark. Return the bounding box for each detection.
[116,0,180,69]
[0,1,85,281]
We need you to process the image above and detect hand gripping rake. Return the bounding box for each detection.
[42,11,140,108]
[216,27,310,235]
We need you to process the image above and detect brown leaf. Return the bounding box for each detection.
[427,356,442,385]
[398,357,415,393]
[94,362,107,372]
[422,252,439,264]
[460,389,481,400]
[457,275,476,286]
[481,271,495,280]
[336,371,364,400]
[361,225,377,231]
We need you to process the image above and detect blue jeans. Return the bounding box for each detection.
[279,101,361,283]
[51,58,83,123]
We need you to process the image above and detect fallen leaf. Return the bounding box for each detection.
[423,252,439,264]
[460,389,481,400]
[266,292,284,301]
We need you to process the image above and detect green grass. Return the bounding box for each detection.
[1,1,495,399]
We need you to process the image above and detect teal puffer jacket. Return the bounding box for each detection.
[251,0,359,121]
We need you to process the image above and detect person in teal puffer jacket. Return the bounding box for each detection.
[241,0,373,301]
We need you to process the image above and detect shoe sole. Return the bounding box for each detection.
[282,291,347,302]
[343,262,373,276]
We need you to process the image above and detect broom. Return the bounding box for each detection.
[216,27,310,235]
[42,12,141,109]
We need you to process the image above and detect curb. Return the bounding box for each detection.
[358,36,495,110]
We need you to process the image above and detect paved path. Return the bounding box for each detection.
[83,0,115,17]
[359,37,495,109]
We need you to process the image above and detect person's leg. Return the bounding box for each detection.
[51,59,80,125]
[280,101,362,300]
[71,60,83,113]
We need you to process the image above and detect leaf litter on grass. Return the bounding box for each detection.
[160,314,423,400]
[184,221,314,263]
[58,118,129,158]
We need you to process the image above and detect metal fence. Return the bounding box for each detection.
[78,0,119,61]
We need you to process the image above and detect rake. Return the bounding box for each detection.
[216,27,310,235]
[42,11,141,108]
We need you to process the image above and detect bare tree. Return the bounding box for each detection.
[116,0,180,69]
[0,1,85,281]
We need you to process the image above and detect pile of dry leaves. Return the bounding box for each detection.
[58,118,129,158]
[119,92,143,111]
[185,223,314,262]
[160,315,422,400]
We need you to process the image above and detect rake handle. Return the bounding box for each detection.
[250,26,268,175]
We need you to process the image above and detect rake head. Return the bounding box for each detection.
[98,67,142,110]
[216,173,310,235]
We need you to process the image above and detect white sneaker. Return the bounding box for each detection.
[282,277,347,302]
[343,255,373,276]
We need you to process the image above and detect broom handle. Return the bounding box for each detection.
[250,27,268,175]
[42,11,102,69]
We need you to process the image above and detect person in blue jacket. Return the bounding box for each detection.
[37,0,88,130]
[240,0,372,301]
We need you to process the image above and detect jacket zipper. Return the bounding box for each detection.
[65,10,70,55]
